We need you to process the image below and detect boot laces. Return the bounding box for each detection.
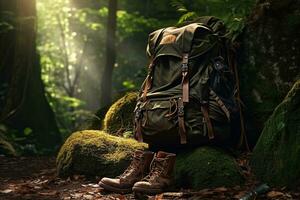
[117,155,142,179]
[143,158,166,181]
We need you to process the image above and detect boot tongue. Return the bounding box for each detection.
[156,151,168,158]
[156,151,176,158]
[133,150,144,158]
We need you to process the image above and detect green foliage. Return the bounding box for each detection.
[36,0,163,138]
[0,124,49,156]
[171,0,255,41]
[37,0,99,137]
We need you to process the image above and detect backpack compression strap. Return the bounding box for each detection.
[181,53,189,103]
[178,98,187,144]
[140,28,165,102]
[141,57,154,101]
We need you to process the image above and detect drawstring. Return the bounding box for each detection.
[165,99,178,120]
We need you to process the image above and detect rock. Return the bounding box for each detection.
[250,80,300,187]
[103,92,138,136]
[239,0,300,145]
[57,131,244,188]
[56,130,147,177]
[174,147,244,189]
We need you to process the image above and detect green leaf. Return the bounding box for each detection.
[24,128,33,136]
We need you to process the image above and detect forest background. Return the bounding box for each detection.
[0,0,255,154]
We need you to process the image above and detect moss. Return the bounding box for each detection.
[56,130,147,177]
[174,147,244,189]
[251,80,300,188]
[103,92,138,136]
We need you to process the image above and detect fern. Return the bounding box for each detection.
[170,0,188,13]
[178,12,198,24]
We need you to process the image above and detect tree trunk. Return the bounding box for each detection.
[0,0,61,149]
[100,0,117,107]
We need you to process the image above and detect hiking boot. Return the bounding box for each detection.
[98,150,154,193]
[132,151,176,195]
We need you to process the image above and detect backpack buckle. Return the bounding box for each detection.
[181,63,188,73]
[181,53,189,73]
[178,98,184,117]
[135,108,142,120]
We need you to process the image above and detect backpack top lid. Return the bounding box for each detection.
[147,17,226,60]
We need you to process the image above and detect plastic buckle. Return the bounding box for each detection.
[178,105,184,117]
[181,63,188,72]
[135,108,142,120]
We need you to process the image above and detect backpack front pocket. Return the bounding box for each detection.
[139,99,178,136]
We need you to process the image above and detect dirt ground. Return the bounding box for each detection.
[0,155,299,200]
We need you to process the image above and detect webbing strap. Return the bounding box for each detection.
[181,53,189,103]
[210,89,230,121]
[201,104,214,140]
[141,58,154,101]
[134,107,143,142]
[178,98,187,144]
[227,44,250,151]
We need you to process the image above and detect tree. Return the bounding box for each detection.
[0,0,61,150]
[100,0,118,107]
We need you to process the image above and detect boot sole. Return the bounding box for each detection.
[132,186,163,195]
[99,181,132,194]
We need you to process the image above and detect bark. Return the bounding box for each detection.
[0,0,61,149]
[100,0,117,107]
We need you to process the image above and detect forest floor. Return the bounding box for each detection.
[0,155,299,200]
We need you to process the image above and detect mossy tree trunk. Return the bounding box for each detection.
[0,0,61,149]
[239,0,300,145]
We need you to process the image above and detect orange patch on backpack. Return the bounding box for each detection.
[160,34,177,44]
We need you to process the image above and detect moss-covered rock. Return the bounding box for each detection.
[250,80,300,188]
[56,130,147,177]
[239,0,300,145]
[57,131,244,188]
[174,147,244,189]
[103,92,138,136]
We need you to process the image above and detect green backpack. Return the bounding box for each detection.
[134,17,244,147]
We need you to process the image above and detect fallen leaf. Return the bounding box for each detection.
[38,191,58,196]
[88,183,99,188]
[233,191,246,199]
[155,193,163,200]
[0,189,13,194]
[70,193,83,198]
[83,194,94,200]
[214,187,228,192]
[267,191,284,198]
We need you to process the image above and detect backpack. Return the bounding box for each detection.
[134,16,246,148]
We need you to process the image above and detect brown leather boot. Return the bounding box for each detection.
[132,151,176,195]
[98,150,154,193]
